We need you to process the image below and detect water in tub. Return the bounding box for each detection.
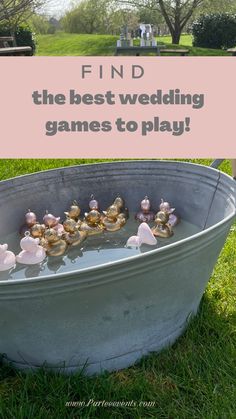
[0,215,200,281]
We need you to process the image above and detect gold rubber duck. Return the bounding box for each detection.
[80,210,104,235]
[113,196,125,211]
[63,217,87,246]
[44,228,67,256]
[64,200,81,221]
[30,223,47,248]
[152,211,173,238]
[159,199,179,227]
[87,194,105,223]
[113,195,129,219]
[103,205,127,232]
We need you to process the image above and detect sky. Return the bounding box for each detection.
[41,0,129,18]
[41,0,73,17]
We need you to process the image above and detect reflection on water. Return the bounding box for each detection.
[0,215,200,281]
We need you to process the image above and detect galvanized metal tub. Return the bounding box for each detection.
[0,160,235,374]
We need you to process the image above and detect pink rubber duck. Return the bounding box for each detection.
[135,196,155,223]
[0,244,16,271]
[89,194,99,211]
[20,209,37,236]
[43,211,64,235]
[16,232,46,265]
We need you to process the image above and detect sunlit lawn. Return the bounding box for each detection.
[36,32,229,56]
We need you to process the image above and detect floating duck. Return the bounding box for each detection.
[80,210,104,235]
[16,232,46,265]
[89,194,99,211]
[30,223,47,247]
[43,211,64,235]
[87,195,105,222]
[0,244,16,271]
[64,201,81,221]
[113,195,129,219]
[152,211,173,238]
[113,195,125,211]
[126,222,157,248]
[159,199,179,227]
[63,217,87,246]
[44,228,67,257]
[135,196,155,223]
[20,209,37,236]
[103,205,127,232]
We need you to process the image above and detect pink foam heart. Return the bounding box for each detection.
[126,223,157,248]
[138,223,157,245]
[126,235,142,247]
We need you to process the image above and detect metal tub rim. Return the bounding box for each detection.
[0,160,235,287]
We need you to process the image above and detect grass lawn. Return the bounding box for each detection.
[0,159,235,418]
[36,32,229,56]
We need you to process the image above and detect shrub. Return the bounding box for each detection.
[192,13,236,49]
[0,25,36,54]
[47,25,56,34]
[30,14,50,35]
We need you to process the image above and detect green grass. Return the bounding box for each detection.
[36,33,118,56]
[36,32,229,56]
[0,159,235,418]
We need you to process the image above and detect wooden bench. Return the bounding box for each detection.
[0,36,32,56]
[0,46,32,56]
[160,48,189,56]
[227,48,236,56]
[0,36,15,47]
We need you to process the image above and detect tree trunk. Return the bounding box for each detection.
[158,0,202,45]
[172,30,181,44]
[159,0,182,45]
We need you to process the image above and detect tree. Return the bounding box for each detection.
[138,5,164,35]
[159,0,205,43]
[117,0,205,44]
[199,0,236,14]
[118,0,236,44]
[109,7,139,34]
[187,0,236,27]
[62,0,111,34]
[0,0,44,23]
[29,13,59,34]
[0,0,44,43]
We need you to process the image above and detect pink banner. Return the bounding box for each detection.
[0,57,235,158]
